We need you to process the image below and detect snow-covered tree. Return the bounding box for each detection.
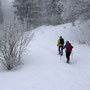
[0,1,3,24]
[0,0,34,70]
[61,0,90,23]
[13,0,41,28]
[13,0,64,26]
[0,18,33,70]
[41,0,63,25]
[51,0,63,25]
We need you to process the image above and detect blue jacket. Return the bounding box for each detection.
[63,42,73,52]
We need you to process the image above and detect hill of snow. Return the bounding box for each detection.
[0,23,90,90]
[71,20,90,45]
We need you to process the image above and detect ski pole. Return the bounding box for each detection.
[71,50,73,60]
[57,45,59,54]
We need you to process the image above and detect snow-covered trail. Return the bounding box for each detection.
[0,25,90,90]
[23,25,90,90]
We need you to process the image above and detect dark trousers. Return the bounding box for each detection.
[66,52,71,63]
[58,46,63,55]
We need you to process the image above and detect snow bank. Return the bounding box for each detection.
[71,20,90,45]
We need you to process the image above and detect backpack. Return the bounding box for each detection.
[66,43,72,51]
[59,38,64,44]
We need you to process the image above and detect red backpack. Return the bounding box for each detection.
[66,43,72,51]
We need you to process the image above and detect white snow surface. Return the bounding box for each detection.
[0,24,90,90]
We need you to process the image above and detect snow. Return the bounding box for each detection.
[0,24,90,90]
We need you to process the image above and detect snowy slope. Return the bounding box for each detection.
[0,24,90,90]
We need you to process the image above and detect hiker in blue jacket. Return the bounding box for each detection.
[63,41,73,63]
